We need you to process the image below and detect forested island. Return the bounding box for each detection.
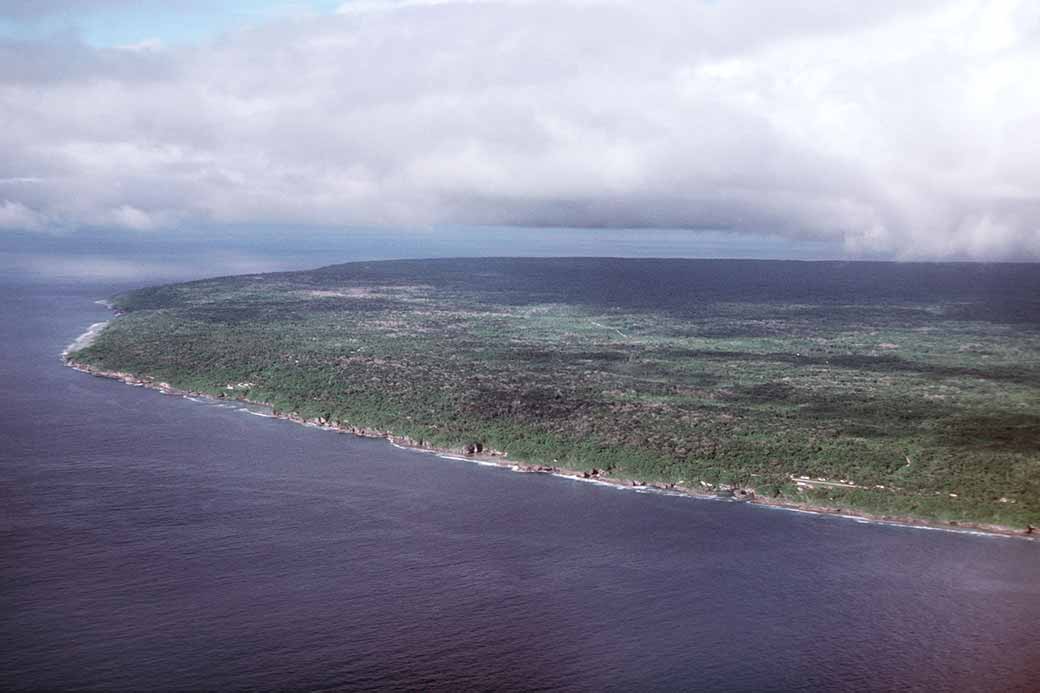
[67,258,1040,533]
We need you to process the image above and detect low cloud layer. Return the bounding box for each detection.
[1,0,1039,258]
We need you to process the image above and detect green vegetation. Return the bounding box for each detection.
[71,258,1040,528]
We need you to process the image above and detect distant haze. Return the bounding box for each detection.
[1,0,1039,260]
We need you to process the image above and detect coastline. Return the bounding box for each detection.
[61,321,109,357]
[63,346,1035,542]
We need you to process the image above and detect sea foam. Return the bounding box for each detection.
[62,321,109,357]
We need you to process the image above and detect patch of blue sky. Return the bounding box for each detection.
[0,1,345,48]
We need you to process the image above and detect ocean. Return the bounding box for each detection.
[2,232,1038,691]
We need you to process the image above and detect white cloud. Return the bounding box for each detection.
[336,0,534,13]
[117,38,164,53]
[107,204,165,231]
[1,0,1039,258]
[0,200,46,230]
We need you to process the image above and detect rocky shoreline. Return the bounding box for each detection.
[63,355,1036,542]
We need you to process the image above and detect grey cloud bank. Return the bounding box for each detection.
[1,0,1038,259]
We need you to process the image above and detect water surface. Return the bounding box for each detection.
[2,241,1038,692]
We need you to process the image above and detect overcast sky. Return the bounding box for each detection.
[1,0,1038,259]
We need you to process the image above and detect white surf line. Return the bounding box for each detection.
[62,321,109,357]
[62,298,120,358]
[436,453,503,468]
[589,320,628,338]
[350,437,1034,538]
[392,445,506,469]
[424,447,732,499]
[753,500,1024,540]
[240,408,277,418]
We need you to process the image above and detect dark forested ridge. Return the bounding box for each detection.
[72,258,1040,528]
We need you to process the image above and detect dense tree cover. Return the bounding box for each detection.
[72,258,1040,528]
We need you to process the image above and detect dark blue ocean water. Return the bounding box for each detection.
[2,234,1039,692]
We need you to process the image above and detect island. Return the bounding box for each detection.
[65,257,1040,535]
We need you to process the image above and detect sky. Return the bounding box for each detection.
[0,0,1038,260]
